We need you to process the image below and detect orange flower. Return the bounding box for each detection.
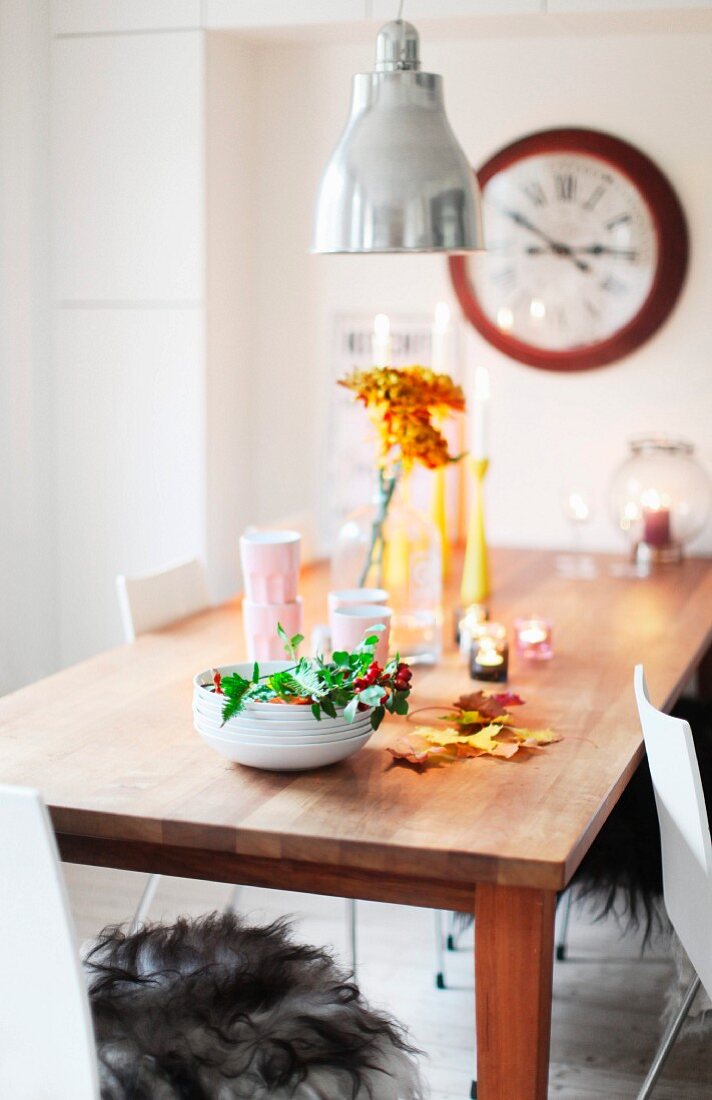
[339,365,465,471]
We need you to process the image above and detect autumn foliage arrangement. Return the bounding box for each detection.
[388,689,562,769]
[339,365,465,586]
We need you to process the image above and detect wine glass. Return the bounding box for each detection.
[556,484,598,579]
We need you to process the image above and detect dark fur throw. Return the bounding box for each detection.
[570,697,712,942]
[84,912,424,1100]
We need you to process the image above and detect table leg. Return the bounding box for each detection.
[474,883,556,1100]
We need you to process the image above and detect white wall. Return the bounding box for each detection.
[249,28,712,556]
[0,0,55,694]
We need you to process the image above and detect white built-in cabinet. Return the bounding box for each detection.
[51,1,201,35]
[51,0,712,34]
[52,33,203,302]
[204,1,367,28]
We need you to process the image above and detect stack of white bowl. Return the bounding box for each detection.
[192,662,374,771]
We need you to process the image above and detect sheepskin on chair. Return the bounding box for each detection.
[85,912,424,1100]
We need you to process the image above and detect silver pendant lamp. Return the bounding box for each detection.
[312,9,484,254]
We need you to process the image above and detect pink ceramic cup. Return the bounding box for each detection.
[330,604,392,666]
[243,597,303,662]
[240,530,301,604]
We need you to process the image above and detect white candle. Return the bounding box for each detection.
[372,313,392,368]
[470,364,490,460]
[431,301,450,373]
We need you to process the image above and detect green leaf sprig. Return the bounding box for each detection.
[217,624,413,732]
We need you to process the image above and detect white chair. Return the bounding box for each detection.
[0,785,100,1098]
[116,558,223,929]
[634,665,712,1099]
[116,556,210,643]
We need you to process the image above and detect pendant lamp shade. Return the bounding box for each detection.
[312,20,484,254]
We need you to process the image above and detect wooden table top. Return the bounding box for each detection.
[1,548,710,896]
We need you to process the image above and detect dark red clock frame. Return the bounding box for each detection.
[449,127,689,372]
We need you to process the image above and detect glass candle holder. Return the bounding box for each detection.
[470,623,508,683]
[456,602,489,653]
[515,617,553,661]
[609,437,711,565]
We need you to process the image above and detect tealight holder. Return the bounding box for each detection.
[455,602,489,653]
[469,623,508,683]
[515,617,553,662]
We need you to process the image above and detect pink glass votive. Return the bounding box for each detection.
[515,617,553,661]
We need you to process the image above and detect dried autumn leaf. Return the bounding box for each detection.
[491,692,525,708]
[454,691,511,719]
[445,709,515,730]
[386,736,451,769]
[508,727,562,745]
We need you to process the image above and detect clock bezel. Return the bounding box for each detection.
[449,127,689,372]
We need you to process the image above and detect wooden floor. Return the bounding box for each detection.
[65,865,712,1099]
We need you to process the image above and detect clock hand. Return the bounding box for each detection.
[526,244,638,260]
[506,210,591,272]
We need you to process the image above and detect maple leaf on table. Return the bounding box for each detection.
[453,690,525,720]
[386,736,451,770]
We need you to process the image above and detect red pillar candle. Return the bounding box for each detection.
[643,503,671,547]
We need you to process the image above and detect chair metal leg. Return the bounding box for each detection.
[129,873,160,934]
[636,974,701,1100]
[434,909,446,989]
[346,898,357,976]
[225,884,242,913]
[555,886,574,961]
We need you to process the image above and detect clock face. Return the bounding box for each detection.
[450,129,688,371]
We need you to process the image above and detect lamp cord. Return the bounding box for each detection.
[397,0,405,19]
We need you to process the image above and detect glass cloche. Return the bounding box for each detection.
[609,436,711,564]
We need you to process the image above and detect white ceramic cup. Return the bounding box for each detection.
[330,604,392,665]
[243,597,303,662]
[240,529,301,604]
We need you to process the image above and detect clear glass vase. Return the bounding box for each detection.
[332,478,443,664]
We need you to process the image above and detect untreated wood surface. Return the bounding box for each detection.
[1,548,710,895]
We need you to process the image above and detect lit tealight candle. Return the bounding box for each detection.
[470,623,508,682]
[515,617,553,661]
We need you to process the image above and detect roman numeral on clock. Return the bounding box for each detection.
[491,266,516,288]
[601,275,627,295]
[555,173,577,201]
[605,212,632,231]
[523,181,547,206]
[582,184,606,211]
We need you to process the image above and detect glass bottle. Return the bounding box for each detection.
[332,478,443,664]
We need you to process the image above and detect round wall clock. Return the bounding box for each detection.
[449,128,688,371]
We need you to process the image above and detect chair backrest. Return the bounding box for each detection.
[116,557,210,642]
[0,785,99,1099]
[634,666,712,998]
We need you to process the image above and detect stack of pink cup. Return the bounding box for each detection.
[240,530,302,661]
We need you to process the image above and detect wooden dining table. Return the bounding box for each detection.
[1,547,711,1099]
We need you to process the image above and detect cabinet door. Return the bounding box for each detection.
[371,0,542,16]
[204,1,367,28]
[548,0,711,10]
[54,307,205,665]
[52,32,204,303]
[52,1,201,35]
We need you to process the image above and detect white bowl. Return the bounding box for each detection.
[193,710,373,741]
[194,713,373,740]
[195,725,372,770]
[193,698,373,733]
[194,718,370,748]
